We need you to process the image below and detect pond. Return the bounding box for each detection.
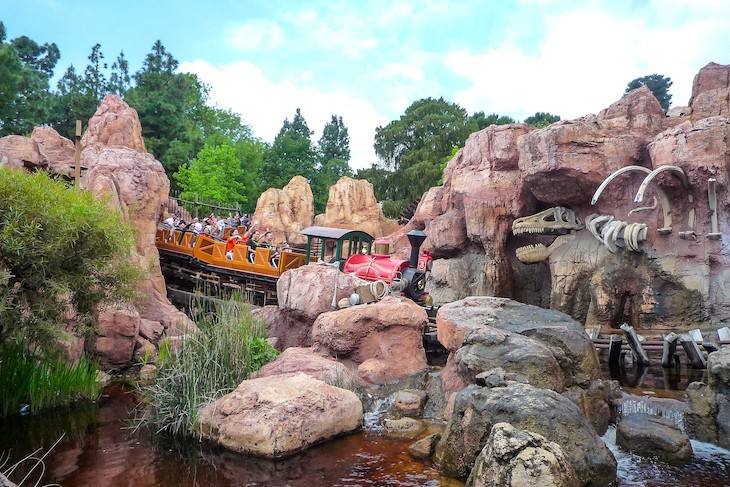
[1,364,729,486]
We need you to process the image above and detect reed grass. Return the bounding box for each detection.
[139,293,278,437]
[0,342,100,418]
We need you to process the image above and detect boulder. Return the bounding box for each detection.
[688,62,730,120]
[276,265,361,322]
[258,305,314,350]
[615,413,693,465]
[455,326,566,391]
[437,297,600,391]
[256,347,356,388]
[409,433,440,460]
[92,307,140,369]
[315,176,399,237]
[434,383,616,486]
[382,417,426,439]
[393,389,428,417]
[252,175,314,247]
[139,318,164,343]
[198,372,363,458]
[31,126,75,177]
[0,135,47,171]
[686,348,730,448]
[312,296,428,385]
[467,422,580,487]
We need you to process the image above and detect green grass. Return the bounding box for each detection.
[138,293,278,437]
[0,342,100,417]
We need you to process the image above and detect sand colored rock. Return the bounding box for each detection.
[81,94,146,152]
[252,175,314,247]
[257,346,355,387]
[0,135,47,171]
[316,176,400,237]
[31,126,76,177]
[276,264,361,321]
[198,372,363,458]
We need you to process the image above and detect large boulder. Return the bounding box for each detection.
[312,296,428,385]
[467,422,580,487]
[258,305,315,350]
[686,347,730,448]
[31,126,75,177]
[434,383,617,486]
[615,413,693,465]
[276,265,361,322]
[252,176,314,247]
[315,176,399,237]
[437,297,600,393]
[256,346,356,388]
[0,135,47,171]
[197,372,363,458]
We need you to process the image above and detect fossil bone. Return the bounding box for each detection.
[628,196,657,216]
[634,165,689,203]
[585,214,647,254]
[592,166,672,233]
[708,178,721,240]
[512,206,584,236]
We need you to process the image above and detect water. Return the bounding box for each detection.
[0,385,462,487]
[604,425,730,487]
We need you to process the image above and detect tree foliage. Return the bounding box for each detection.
[524,111,561,128]
[470,111,515,130]
[174,143,249,206]
[625,74,673,112]
[0,168,141,352]
[313,115,352,212]
[259,108,316,192]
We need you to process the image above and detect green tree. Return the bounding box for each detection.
[524,112,561,128]
[259,108,316,192]
[125,41,201,176]
[0,33,60,136]
[51,65,98,139]
[0,168,141,352]
[313,115,352,212]
[370,97,474,211]
[174,143,249,205]
[470,111,515,130]
[83,43,108,103]
[108,50,130,96]
[625,74,673,112]
[0,23,23,130]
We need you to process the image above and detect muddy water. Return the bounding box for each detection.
[0,384,462,487]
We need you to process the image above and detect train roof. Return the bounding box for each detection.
[300,226,374,241]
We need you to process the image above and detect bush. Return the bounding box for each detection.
[139,294,278,437]
[0,341,100,417]
[0,168,142,351]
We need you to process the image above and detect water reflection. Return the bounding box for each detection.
[602,362,707,393]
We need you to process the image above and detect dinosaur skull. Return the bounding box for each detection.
[512,207,584,264]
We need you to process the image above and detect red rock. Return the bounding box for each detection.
[257,347,355,386]
[92,308,140,369]
[276,264,361,321]
[31,126,75,177]
[0,135,47,171]
[312,296,428,384]
[689,62,730,120]
[81,94,146,152]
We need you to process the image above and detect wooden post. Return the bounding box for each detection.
[74,120,82,187]
[680,334,707,369]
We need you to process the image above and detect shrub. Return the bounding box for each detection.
[139,294,278,437]
[0,168,142,351]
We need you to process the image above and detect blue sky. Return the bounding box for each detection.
[3,0,730,169]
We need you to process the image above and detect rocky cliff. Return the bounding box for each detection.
[390,62,730,332]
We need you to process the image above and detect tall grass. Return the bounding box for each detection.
[139,294,278,437]
[0,342,100,417]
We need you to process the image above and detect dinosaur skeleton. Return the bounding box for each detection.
[512,207,584,264]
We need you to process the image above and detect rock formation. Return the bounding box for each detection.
[615,413,693,465]
[0,94,192,368]
[252,175,314,247]
[197,372,363,458]
[685,347,730,448]
[388,62,730,332]
[315,176,400,237]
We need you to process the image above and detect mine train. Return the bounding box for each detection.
[155,224,434,305]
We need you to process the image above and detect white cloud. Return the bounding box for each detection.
[228,20,285,50]
[376,62,424,82]
[444,5,730,120]
[180,60,387,170]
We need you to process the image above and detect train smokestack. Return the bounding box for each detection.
[407,230,427,268]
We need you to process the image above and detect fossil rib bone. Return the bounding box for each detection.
[592,166,672,233]
[585,214,647,254]
[628,196,658,216]
[708,178,721,240]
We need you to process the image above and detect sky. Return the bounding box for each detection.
[3,0,730,170]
